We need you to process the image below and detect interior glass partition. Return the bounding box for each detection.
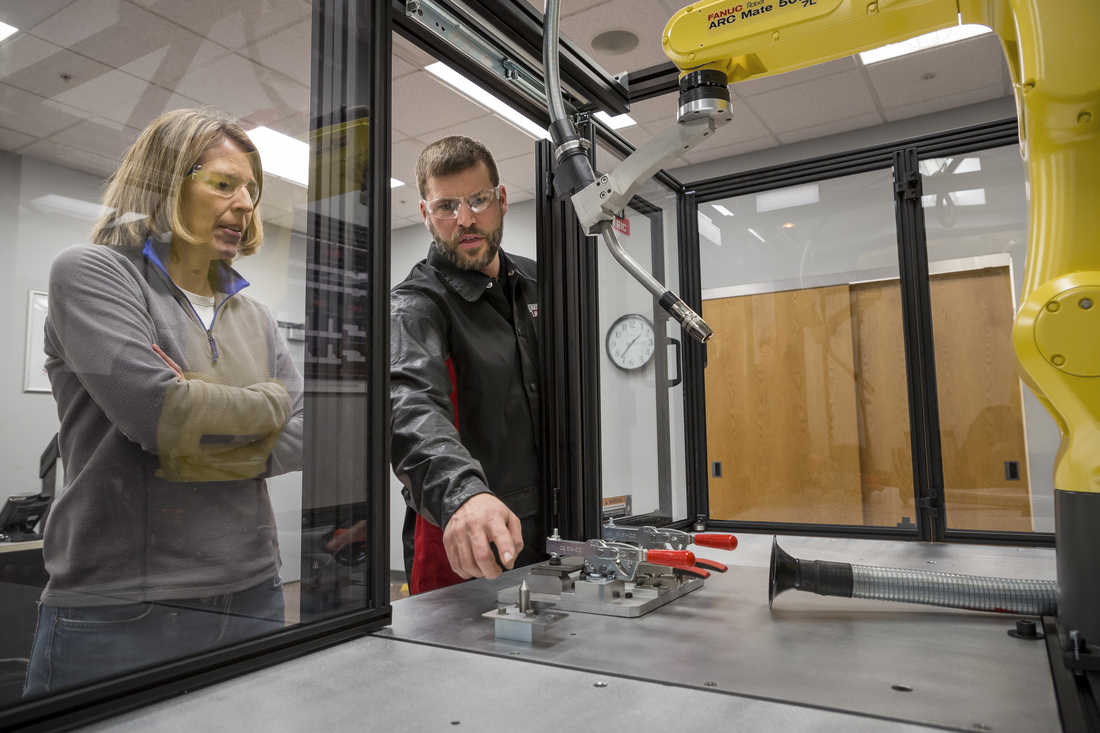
[920,145,1056,533]
[699,170,918,530]
[0,0,389,725]
[594,140,688,525]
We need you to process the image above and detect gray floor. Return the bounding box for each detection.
[77,533,1061,732]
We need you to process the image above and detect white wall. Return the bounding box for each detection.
[0,152,101,500]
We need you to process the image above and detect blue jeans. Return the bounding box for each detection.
[23,575,285,698]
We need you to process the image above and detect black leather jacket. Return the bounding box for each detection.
[390,244,542,544]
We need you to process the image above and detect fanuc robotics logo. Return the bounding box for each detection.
[707,3,745,29]
[706,0,801,29]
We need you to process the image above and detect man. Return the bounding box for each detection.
[390,136,543,594]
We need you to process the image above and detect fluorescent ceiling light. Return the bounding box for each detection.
[921,188,987,208]
[0,22,17,43]
[594,111,637,130]
[919,157,982,176]
[756,183,818,213]
[747,228,766,243]
[860,23,992,65]
[30,194,109,221]
[698,211,721,247]
[248,126,309,186]
[391,178,405,188]
[711,204,734,217]
[425,62,549,140]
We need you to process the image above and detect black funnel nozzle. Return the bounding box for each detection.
[769,536,800,609]
[768,537,855,609]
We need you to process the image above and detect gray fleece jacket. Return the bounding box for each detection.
[40,237,303,607]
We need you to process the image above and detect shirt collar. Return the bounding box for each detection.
[142,234,250,298]
[426,242,528,303]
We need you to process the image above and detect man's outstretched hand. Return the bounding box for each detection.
[443,493,523,580]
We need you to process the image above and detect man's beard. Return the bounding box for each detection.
[429,218,504,272]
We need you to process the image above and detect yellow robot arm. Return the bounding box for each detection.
[664,0,1100,496]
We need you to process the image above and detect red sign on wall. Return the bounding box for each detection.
[613,215,630,236]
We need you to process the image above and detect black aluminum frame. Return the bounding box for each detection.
[0,2,394,730]
[535,131,603,541]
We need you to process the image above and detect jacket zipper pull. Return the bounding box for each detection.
[208,331,219,363]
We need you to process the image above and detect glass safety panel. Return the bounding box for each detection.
[0,0,379,710]
[699,170,917,529]
[921,145,1055,533]
[595,141,688,526]
[386,33,544,587]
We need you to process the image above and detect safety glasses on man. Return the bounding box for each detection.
[422,185,501,220]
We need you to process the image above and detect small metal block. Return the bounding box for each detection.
[482,605,566,644]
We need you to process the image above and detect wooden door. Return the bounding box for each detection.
[931,268,1033,531]
[703,265,1031,530]
[703,285,864,524]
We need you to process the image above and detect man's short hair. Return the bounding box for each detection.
[415,136,500,199]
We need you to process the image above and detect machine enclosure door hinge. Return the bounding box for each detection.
[895,171,921,200]
[916,496,939,516]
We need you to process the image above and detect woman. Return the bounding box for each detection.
[24,109,303,696]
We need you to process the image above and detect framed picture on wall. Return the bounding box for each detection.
[24,290,49,393]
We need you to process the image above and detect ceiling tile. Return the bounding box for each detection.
[617,124,653,149]
[171,52,308,123]
[139,0,310,51]
[866,34,1008,110]
[240,18,310,88]
[494,152,537,193]
[390,138,428,192]
[621,95,677,126]
[31,1,221,88]
[0,33,64,81]
[679,135,779,165]
[392,54,418,80]
[94,85,186,129]
[0,0,78,32]
[776,112,884,145]
[0,82,86,137]
[390,192,423,223]
[19,137,119,177]
[1,47,113,100]
[0,124,36,151]
[745,68,880,134]
[49,68,150,118]
[393,32,436,69]
[391,71,493,138]
[437,115,541,161]
[884,84,1004,124]
[595,144,624,176]
[257,175,305,217]
[733,57,858,98]
[24,0,121,48]
[556,0,679,83]
[48,116,140,164]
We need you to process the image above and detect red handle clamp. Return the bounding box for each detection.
[645,549,696,569]
[693,534,738,551]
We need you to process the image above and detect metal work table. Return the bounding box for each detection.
[80,534,1060,732]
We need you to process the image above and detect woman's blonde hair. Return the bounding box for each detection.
[90,108,264,257]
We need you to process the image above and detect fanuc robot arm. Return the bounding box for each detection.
[542,0,1100,658]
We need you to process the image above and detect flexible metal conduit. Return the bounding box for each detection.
[769,537,1057,616]
[541,0,569,135]
[851,565,1057,615]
